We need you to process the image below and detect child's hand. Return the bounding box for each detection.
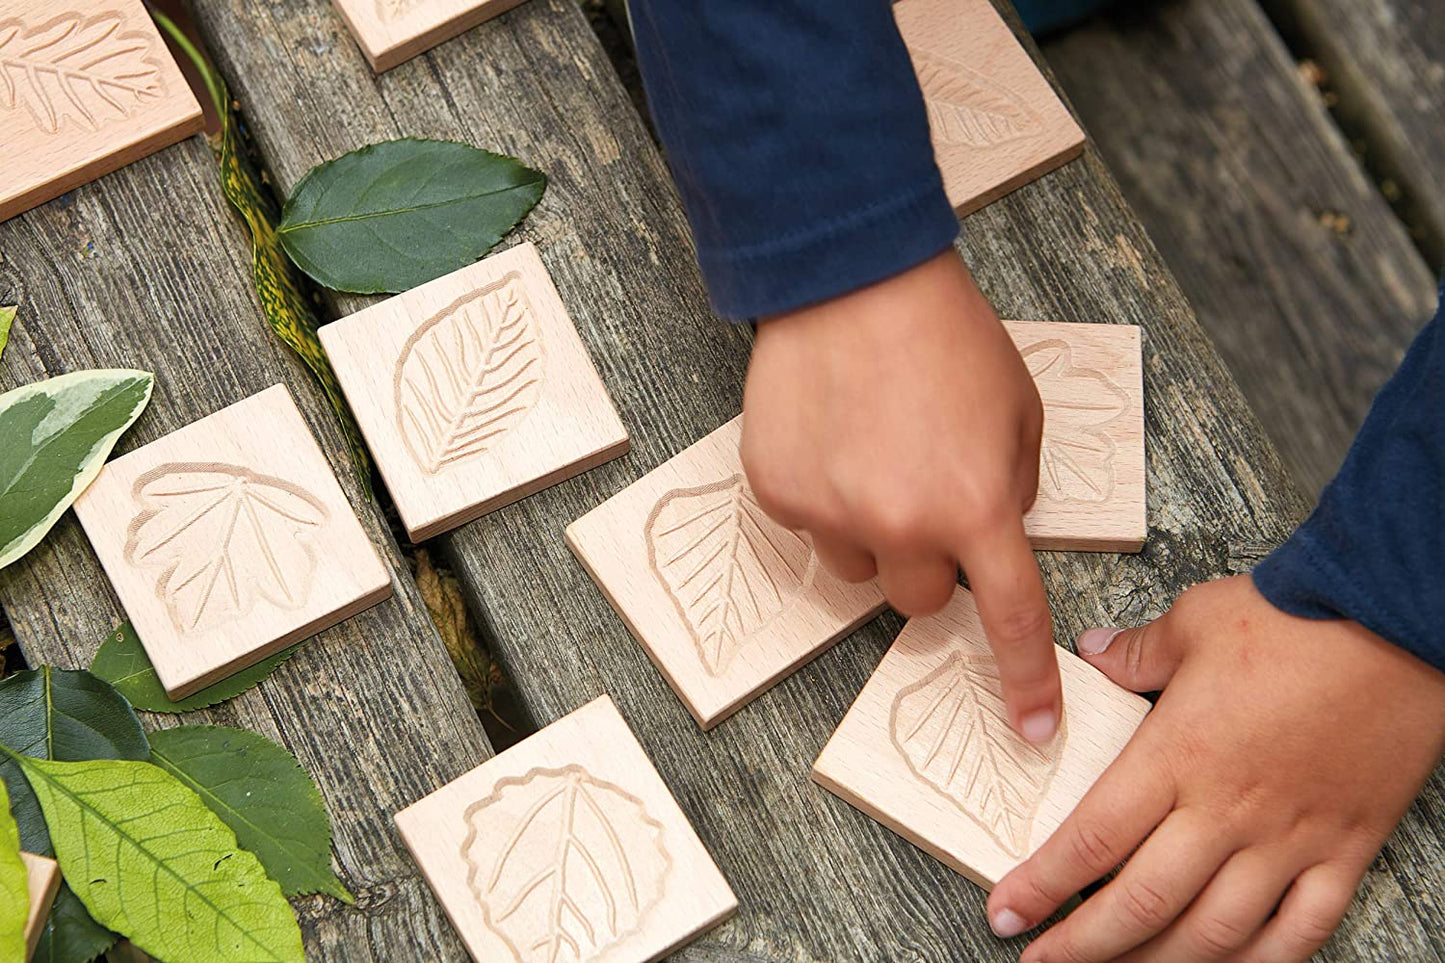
[743,249,1061,740]
[988,575,1445,962]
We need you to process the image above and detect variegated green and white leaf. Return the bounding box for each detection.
[0,369,152,570]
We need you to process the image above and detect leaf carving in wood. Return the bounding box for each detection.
[394,272,544,474]
[891,647,1066,858]
[645,475,816,676]
[0,11,164,135]
[1023,339,1130,502]
[374,0,419,22]
[912,48,1043,149]
[124,463,329,634]
[460,766,671,962]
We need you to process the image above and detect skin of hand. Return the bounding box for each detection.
[742,248,1063,741]
[987,575,1445,963]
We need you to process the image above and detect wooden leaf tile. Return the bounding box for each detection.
[73,385,393,699]
[21,852,60,959]
[395,695,736,962]
[896,0,1086,216]
[329,0,532,72]
[321,242,629,543]
[0,0,203,222]
[813,585,1150,889]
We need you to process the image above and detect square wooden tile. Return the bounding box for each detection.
[0,0,204,222]
[566,417,889,730]
[21,852,60,959]
[330,0,530,72]
[566,320,1143,729]
[320,242,629,543]
[395,695,737,962]
[896,0,1086,216]
[813,586,1150,889]
[73,384,393,699]
[1007,321,1145,553]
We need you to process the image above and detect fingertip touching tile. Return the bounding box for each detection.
[0,0,204,222]
[395,695,737,962]
[320,241,629,543]
[895,0,1086,216]
[812,585,1150,889]
[330,0,531,72]
[73,384,393,699]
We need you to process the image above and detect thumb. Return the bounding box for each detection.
[1075,618,1184,692]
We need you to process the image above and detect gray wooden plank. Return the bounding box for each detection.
[0,138,489,959]
[1260,0,1445,267]
[187,0,1437,958]
[1042,0,1438,498]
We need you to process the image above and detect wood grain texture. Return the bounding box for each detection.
[73,385,392,697]
[1042,0,1438,497]
[566,323,1139,728]
[180,0,1425,957]
[0,136,492,959]
[0,0,203,222]
[396,696,737,962]
[321,242,629,542]
[330,0,531,71]
[897,0,1085,216]
[813,586,1149,889]
[20,852,60,960]
[1259,0,1445,266]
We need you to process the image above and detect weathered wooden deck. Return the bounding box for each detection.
[0,0,1439,959]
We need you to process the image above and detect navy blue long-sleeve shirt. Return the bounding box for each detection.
[631,0,1445,672]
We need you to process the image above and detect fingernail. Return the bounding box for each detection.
[990,907,1029,938]
[1020,708,1057,744]
[1077,627,1124,656]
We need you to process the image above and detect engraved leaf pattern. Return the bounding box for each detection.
[394,273,544,474]
[1023,339,1129,502]
[0,12,163,135]
[124,464,329,634]
[461,766,670,963]
[646,475,816,676]
[892,647,1066,858]
[375,0,419,21]
[913,49,1043,149]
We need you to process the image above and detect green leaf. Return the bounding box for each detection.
[32,886,115,963]
[3,753,304,962]
[0,305,14,363]
[0,369,153,571]
[0,779,28,963]
[277,138,546,293]
[0,667,150,855]
[150,726,351,902]
[91,622,301,713]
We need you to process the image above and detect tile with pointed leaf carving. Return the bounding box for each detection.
[329,0,532,72]
[395,695,736,962]
[73,385,392,698]
[0,0,203,222]
[321,242,628,543]
[813,585,1150,889]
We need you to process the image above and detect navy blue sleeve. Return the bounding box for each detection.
[629,0,960,320]
[1254,285,1445,671]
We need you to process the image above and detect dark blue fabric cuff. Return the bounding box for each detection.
[697,179,960,320]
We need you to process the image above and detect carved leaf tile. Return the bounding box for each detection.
[891,644,1066,858]
[0,12,163,134]
[375,0,419,21]
[124,464,329,634]
[1022,339,1130,502]
[645,475,815,676]
[461,766,671,962]
[394,273,544,474]
[913,49,1042,149]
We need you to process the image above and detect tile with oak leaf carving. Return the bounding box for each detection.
[73,385,392,699]
[321,242,628,543]
[395,695,736,962]
[330,0,532,72]
[813,586,1150,889]
[895,0,1085,216]
[0,0,202,221]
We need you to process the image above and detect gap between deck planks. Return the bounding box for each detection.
[0,138,492,956]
